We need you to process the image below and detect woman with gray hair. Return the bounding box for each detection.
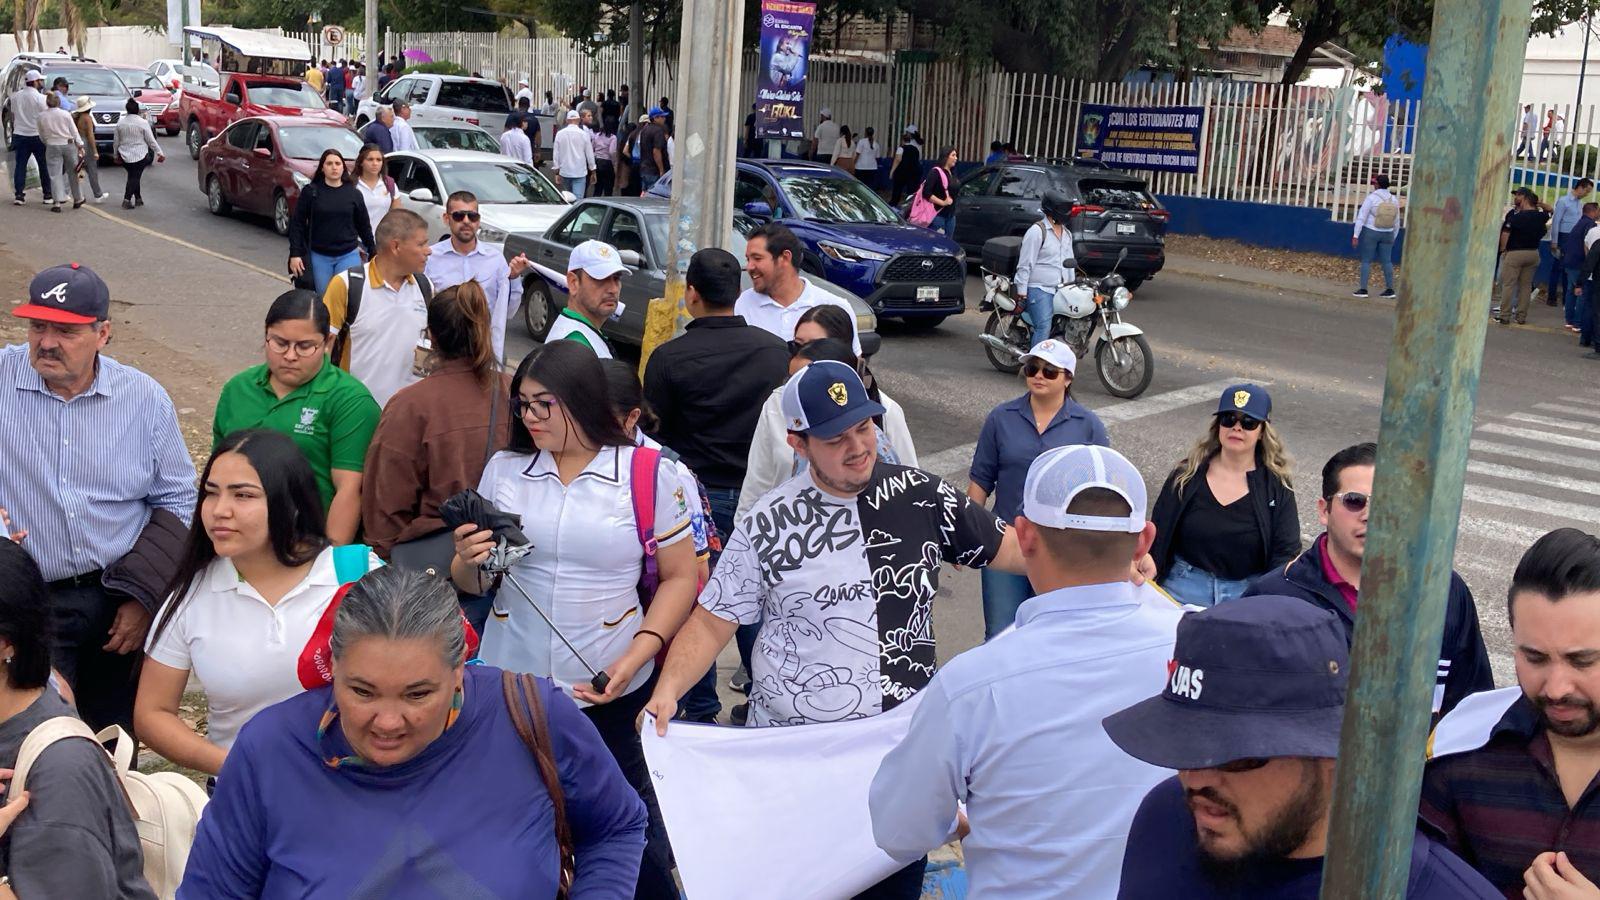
[180,566,648,898]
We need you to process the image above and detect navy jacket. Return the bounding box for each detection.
[1148,458,1300,583]
[1564,216,1597,261]
[1244,536,1492,720]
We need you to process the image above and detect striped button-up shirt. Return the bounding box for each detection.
[424,239,522,364]
[0,344,197,582]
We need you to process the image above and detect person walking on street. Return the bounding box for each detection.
[1014,191,1076,347]
[967,339,1109,639]
[1551,178,1594,326]
[1564,200,1599,334]
[1150,384,1299,608]
[1574,212,1600,353]
[1517,104,1538,158]
[321,209,435,407]
[812,108,839,164]
[545,240,625,357]
[352,144,398,230]
[592,119,619,196]
[70,96,108,203]
[211,290,381,545]
[37,92,83,212]
[637,108,671,193]
[112,97,162,209]
[1352,173,1401,297]
[390,100,418,152]
[1497,188,1550,325]
[890,126,923,206]
[735,223,861,353]
[855,127,882,192]
[921,147,959,237]
[289,148,377,295]
[498,113,532,164]
[1104,595,1500,899]
[326,59,345,110]
[870,445,1184,897]
[832,124,857,174]
[9,70,52,204]
[425,189,530,364]
[360,106,395,154]
[1,263,198,733]
[553,110,596,198]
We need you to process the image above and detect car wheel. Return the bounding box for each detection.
[898,316,947,332]
[522,276,559,341]
[206,175,231,215]
[273,193,291,236]
[165,125,180,137]
[186,120,203,160]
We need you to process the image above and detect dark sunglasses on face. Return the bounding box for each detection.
[1023,362,1064,380]
[786,338,810,356]
[1329,491,1371,514]
[449,210,482,222]
[1215,757,1271,774]
[1217,412,1263,431]
[512,396,559,420]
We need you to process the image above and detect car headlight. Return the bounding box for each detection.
[1112,286,1133,310]
[955,250,967,266]
[477,223,509,244]
[292,172,310,188]
[818,240,890,263]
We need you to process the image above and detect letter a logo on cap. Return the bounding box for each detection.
[828,382,849,406]
[38,282,70,304]
[1233,390,1251,409]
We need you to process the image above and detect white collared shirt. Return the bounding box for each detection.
[499,127,533,164]
[553,123,596,178]
[389,115,418,151]
[355,175,396,232]
[476,445,692,703]
[7,87,46,137]
[424,238,521,362]
[335,262,430,407]
[868,581,1185,898]
[734,276,861,355]
[145,546,372,749]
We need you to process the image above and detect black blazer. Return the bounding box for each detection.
[1149,456,1301,582]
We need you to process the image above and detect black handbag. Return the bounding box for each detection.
[387,380,503,577]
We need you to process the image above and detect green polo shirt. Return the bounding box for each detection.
[212,360,382,508]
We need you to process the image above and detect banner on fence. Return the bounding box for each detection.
[756,0,816,141]
[1076,103,1205,174]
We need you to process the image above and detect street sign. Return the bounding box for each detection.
[322,25,345,46]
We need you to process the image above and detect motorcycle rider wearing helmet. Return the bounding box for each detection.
[1014,191,1077,349]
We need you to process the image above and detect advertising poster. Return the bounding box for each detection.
[756,0,816,142]
[1076,104,1205,173]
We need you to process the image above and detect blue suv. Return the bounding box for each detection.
[649,160,967,329]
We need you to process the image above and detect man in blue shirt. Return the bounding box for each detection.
[1561,197,1599,330]
[1102,596,1500,899]
[361,106,394,154]
[1547,178,1593,313]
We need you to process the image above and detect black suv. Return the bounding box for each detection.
[949,159,1168,288]
[2,54,135,156]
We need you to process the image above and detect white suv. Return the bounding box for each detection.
[355,74,514,134]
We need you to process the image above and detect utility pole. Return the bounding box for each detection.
[363,0,378,100]
[629,2,645,121]
[1578,12,1593,112]
[1318,0,1535,894]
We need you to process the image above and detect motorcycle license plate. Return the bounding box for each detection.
[1116,223,1137,234]
[917,286,939,301]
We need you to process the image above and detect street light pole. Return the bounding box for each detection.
[364,0,378,100]
[1578,11,1593,112]
[1317,0,1536,892]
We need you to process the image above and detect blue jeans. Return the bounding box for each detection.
[641,172,661,193]
[562,175,588,198]
[309,248,364,296]
[11,134,50,199]
[678,486,743,721]
[981,568,1033,640]
[1024,286,1055,349]
[1566,264,1586,326]
[1357,228,1396,292]
[930,210,955,236]
[1162,557,1253,608]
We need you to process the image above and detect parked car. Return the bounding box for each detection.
[505,196,880,354]
[199,116,366,236]
[2,55,133,154]
[109,65,179,135]
[183,71,345,159]
[384,149,571,245]
[944,159,1169,289]
[355,74,515,134]
[148,58,220,92]
[650,159,966,329]
[411,123,502,155]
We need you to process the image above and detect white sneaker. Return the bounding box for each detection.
[94,192,109,203]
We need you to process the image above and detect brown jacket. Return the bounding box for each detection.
[360,358,512,556]
[73,112,97,162]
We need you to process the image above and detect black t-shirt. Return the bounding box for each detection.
[920,166,955,203]
[638,123,669,177]
[1173,475,1263,580]
[1503,208,1550,251]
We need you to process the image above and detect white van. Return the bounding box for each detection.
[355,74,514,134]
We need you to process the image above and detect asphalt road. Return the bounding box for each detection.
[9,136,1600,689]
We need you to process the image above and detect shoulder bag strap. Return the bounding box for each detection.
[503,671,574,899]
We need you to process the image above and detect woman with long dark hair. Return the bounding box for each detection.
[450,340,696,898]
[352,143,399,231]
[288,148,376,294]
[922,145,959,236]
[136,430,372,777]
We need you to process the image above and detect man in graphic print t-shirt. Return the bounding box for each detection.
[646,360,1027,728]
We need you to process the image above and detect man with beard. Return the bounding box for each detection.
[544,240,625,358]
[1103,595,1498,898]
[1421,528,1600,897]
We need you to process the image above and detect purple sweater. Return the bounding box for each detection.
[180,665,647,899]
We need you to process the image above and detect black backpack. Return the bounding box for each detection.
[330,265,434,366]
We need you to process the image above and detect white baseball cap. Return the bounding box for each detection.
[568,240,630,279]
[518,78,529,86]
[1022,445,1147,533]
[1019,339,1076,376]
[819,107,832,118]
[565,110,580,120]
[24,70,43,83]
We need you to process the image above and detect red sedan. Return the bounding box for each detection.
[198,116,365,236]
[109,65,180,136]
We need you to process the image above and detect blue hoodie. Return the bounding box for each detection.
[180,664,647,899]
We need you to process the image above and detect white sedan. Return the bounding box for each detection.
[147,58,219,91]
[383,149,574,243]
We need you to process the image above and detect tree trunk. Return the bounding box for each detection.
[1280,4,1340,85]
[1096,15,1146,81]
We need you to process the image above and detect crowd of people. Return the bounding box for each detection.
[7,69,166,212]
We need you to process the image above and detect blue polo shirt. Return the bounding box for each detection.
[969,393,1109,522]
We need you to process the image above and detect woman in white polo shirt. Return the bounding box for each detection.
[135,429,373,777]
[450,339,696,899]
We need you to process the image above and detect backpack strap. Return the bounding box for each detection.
[330,267,367,368]
[503,671,574,900]
[631,447,662,610]
[11,716,97,798]
[415,271,434,303]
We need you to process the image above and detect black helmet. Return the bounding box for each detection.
[1041,190,1073,223]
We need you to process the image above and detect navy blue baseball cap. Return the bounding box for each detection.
[1215,383,1271,421]
[14,262,110,325]
[780,360,885,439]
[1101,595,1348,770]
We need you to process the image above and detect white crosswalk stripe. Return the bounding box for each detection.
[1532,402,1600,424]
[1556,394,1600,410]
[1462,484,1600,529]
[1465,460,1600,499]
[1477,422,1600,454]
[1504,411,1598,435]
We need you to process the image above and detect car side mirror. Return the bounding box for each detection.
[560,190,577,203]
[409,188,436,203]
[131,88,143,98]
[742,201,773,219]
[225,92,240,105]
[619,249,643,268]
[253,147,271,158]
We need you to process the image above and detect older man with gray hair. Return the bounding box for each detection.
[361,104,395,154]
[389,99,418,151]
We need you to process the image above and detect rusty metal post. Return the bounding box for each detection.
[1320,0,1534,895]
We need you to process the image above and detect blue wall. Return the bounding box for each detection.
[1156,194,1405,264]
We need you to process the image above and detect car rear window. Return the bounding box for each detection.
[1080,179,1160,211]
[435,81,511,112]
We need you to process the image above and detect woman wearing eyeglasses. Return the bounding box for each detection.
[967,339,1108,639]
[1149,383,1300,607]
[212,289,381,545]
[449,339,696,899]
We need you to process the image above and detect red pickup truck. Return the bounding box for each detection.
[182,72,347,159]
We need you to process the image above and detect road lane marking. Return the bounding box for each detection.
[1557,395,1600,410]
[1456,514,1554,551]
[81,206,291,285]
[1477,423,1600,454]
[1462,484,1600,528]
[1466,459,1600,499]
[1532,402,1600,424]
[1471,439,1600,470]
[1505,411,1599,435]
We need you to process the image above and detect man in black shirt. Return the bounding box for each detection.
[1499,187,1552,325]
[637,109,670,192]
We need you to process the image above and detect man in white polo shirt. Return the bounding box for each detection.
[735,222,861,355]
[322,208,434,407]
[545,239,626,358]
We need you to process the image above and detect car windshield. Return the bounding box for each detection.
[435,81,511,112]
[643,211,751,266]
[777,174,901,224]
[437,160,563,203]
[278,126,365,160]
[246,81,326,109]
[415,126,499,154]
[43,68,127,97]
[111,69,162,92]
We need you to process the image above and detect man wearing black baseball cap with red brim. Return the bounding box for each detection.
[1102,594,1499,898]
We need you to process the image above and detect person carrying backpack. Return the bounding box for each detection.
[1352,173,1400,298]
[320,209,435,407]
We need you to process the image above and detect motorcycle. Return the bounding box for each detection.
[977,247,1155,399]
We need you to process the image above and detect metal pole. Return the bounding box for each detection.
[1579,12,1593,112]
[1319,0,1535,893]
[180,0,191,66]
[629,2,645,121]
[364,0,378,100]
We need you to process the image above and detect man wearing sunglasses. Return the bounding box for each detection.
[1245,442,1492,721]
[1103,595,1498,898]
[425,190,530,365]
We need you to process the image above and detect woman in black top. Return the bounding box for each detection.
[1150,383,1300,607]
[288,148,376,295]
[921,146,959,236]
[890,129,923,205]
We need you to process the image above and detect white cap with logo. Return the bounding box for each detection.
[1019,339,1077,376]
[1022,445,1147,533]
[567,240,630,279]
